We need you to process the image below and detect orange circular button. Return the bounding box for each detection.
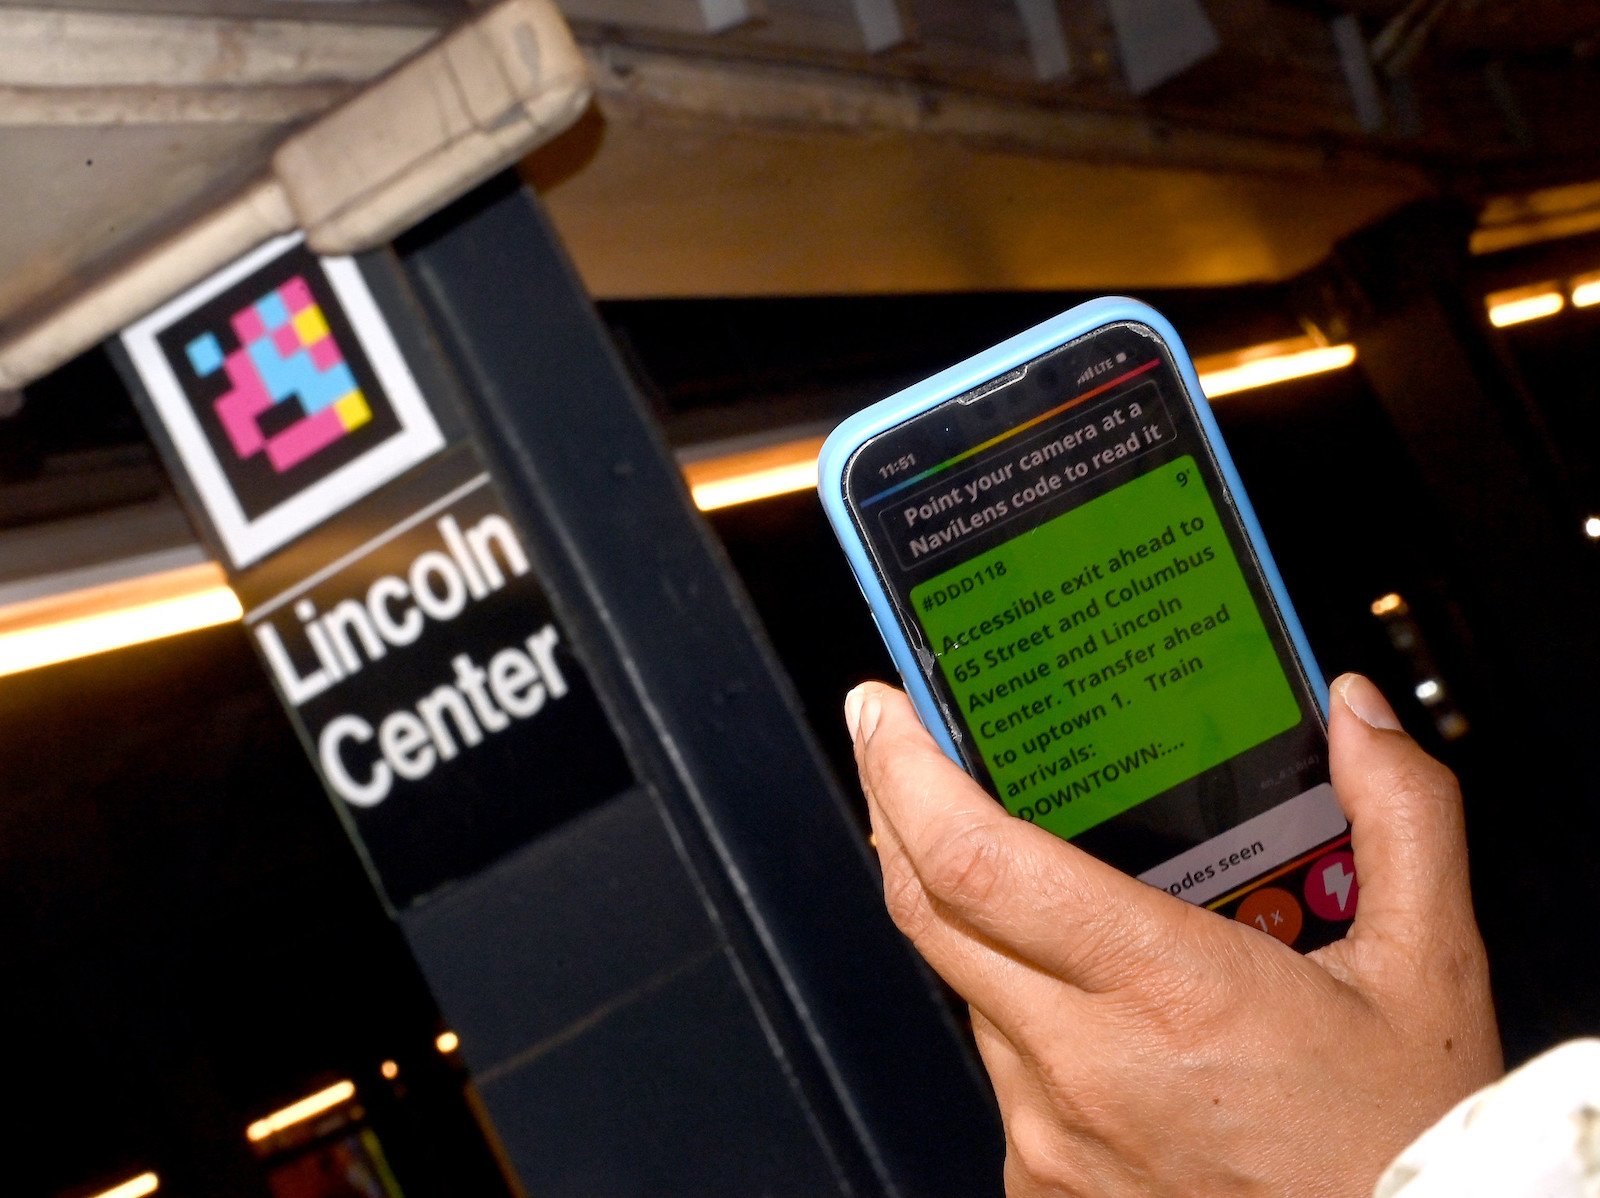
[1236,887,1303,947]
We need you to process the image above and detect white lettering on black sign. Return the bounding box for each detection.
[317,624,567,807]
[255,511,531,707]
[240,458,633,906]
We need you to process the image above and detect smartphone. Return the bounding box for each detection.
[819,298,1355,951]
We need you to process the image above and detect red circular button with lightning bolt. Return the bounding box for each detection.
[1305,850,1358,922]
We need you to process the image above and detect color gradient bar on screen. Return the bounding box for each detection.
[862,358,1161,506]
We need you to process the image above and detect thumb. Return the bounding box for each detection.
[1327,673,1474,950]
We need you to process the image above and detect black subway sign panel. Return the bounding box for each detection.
[242,465,633,907]
[116,239,635,910]
[254,497,567,803]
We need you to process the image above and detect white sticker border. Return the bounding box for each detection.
[121,233,445,569]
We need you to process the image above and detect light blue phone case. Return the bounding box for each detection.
[817,296,1329,767]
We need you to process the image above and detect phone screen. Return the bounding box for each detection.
[843,320,1349,927]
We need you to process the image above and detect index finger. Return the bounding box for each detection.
[851,681,1209,993]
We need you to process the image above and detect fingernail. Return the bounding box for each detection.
[858,692,883,744]
[845,686,866,742]
[1333,673,1403,732]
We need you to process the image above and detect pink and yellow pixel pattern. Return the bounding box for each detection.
[186,276,372,474]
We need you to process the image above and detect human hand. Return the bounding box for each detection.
[845,672,1502,1198]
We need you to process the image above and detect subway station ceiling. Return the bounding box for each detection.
[0,0,1598,337]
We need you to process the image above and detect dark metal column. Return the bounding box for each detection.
[391,175,1004,1196]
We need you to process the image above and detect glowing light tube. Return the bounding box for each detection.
[88,1174,159,1198]
[677,342,1361,512]
[1370,592,1407,616]
[246,1080,356,1142]
[0,563,240,678]
[1487,288,1564,327]
[683,434,827,511]
[1196,344,1357,398]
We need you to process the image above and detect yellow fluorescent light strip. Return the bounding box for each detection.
[0,561,239,679]
[0,336,1362,675]
[681,341,1357,510]
[1488,290,1564,327]
[89,1174,159,1198]
[1370,592,1407,616]
[1485,272,1600,321]
[1194,343,1356,398]
[683,434,827,511]
[246,1080,356,1142]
